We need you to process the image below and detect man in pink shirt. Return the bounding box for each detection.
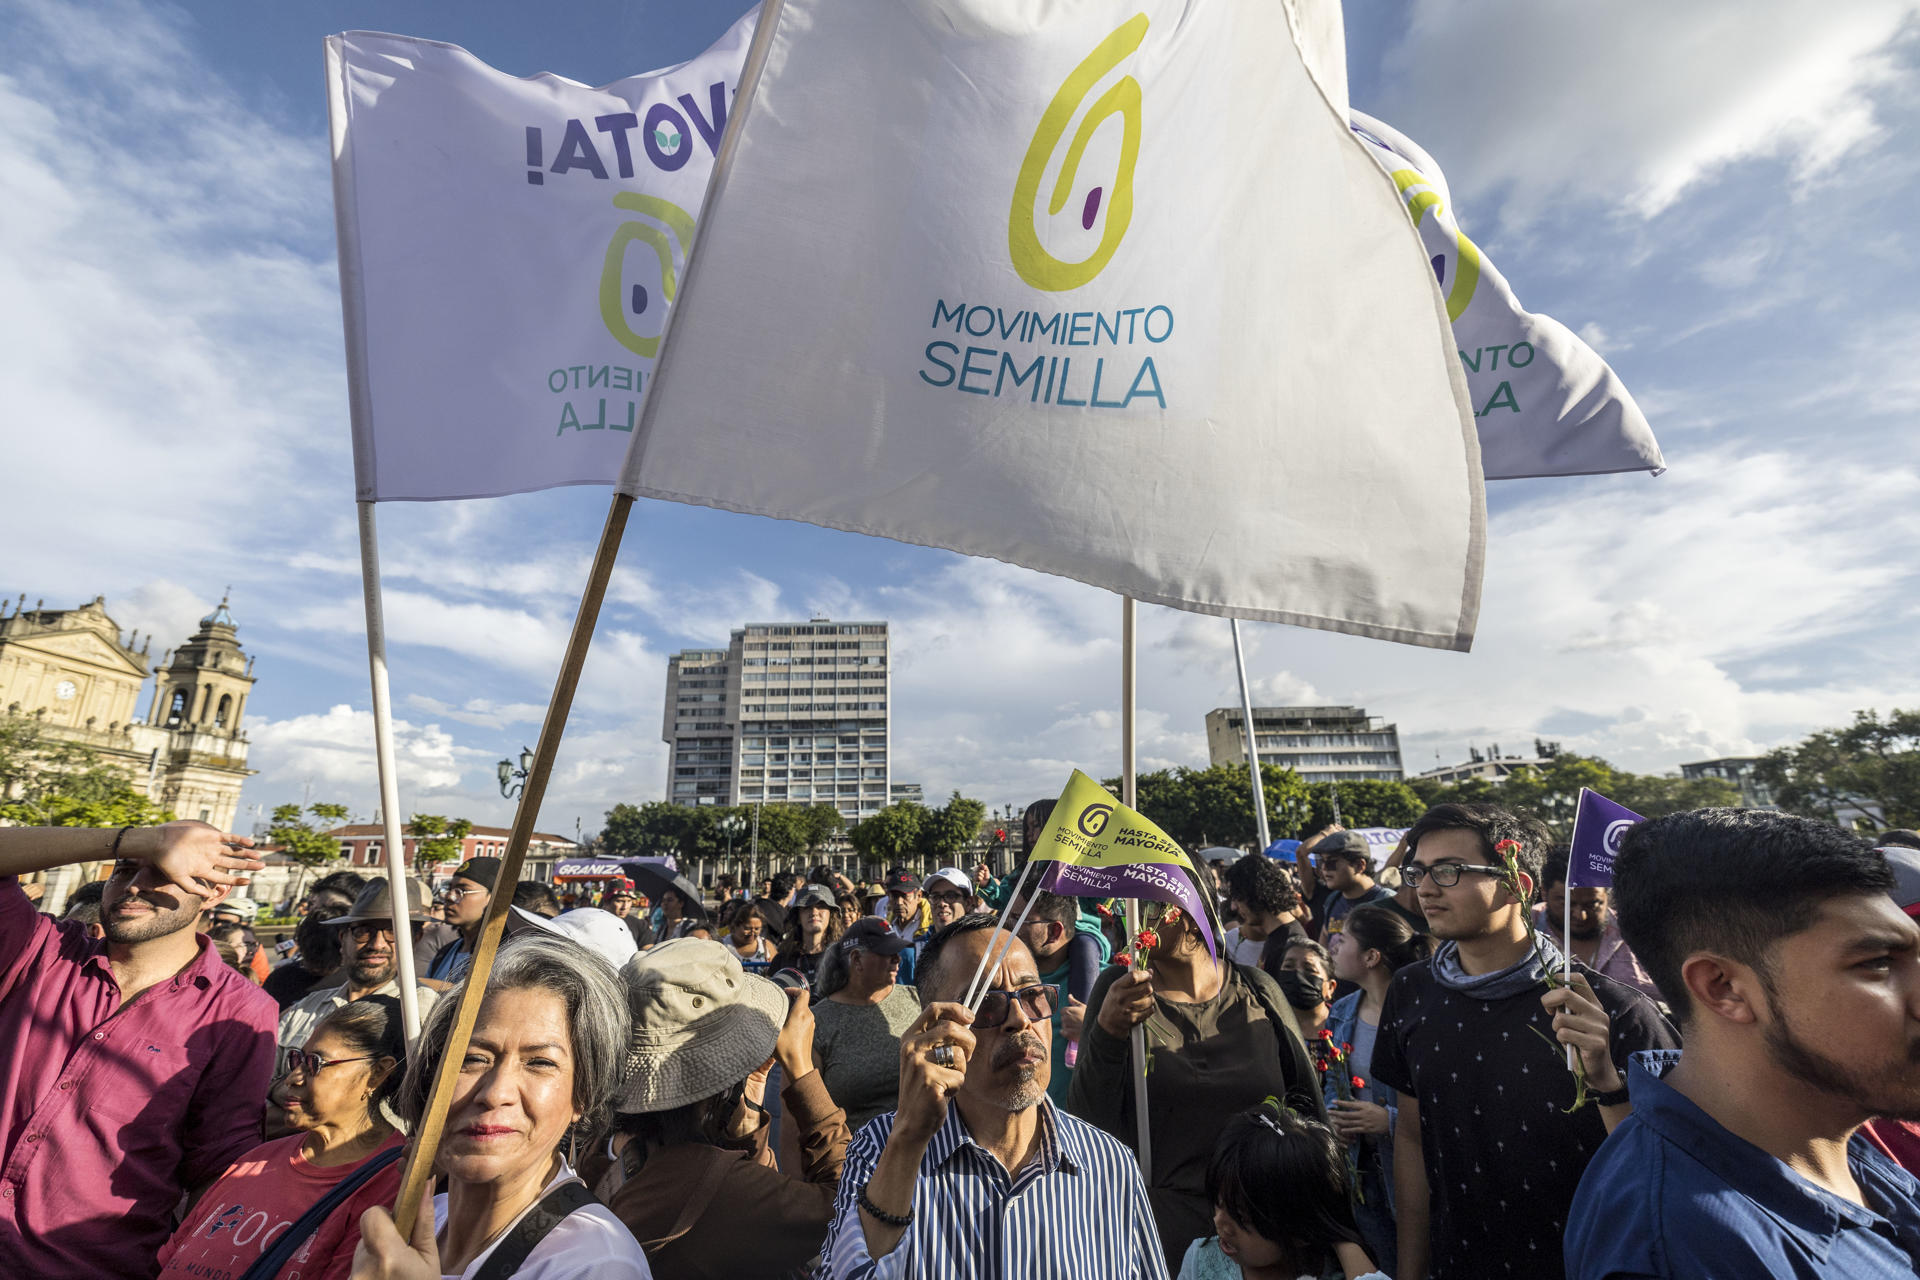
[0,821,277,1277]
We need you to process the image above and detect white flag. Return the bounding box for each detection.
[1349,111,1665,481]
[326,10,757,501]
[624,0,1486,650]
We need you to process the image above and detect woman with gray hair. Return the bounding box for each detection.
[351,932,651,1279]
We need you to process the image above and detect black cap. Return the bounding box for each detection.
[452,857,501,890]
[884,871,922,893]
[793,883,837,910]
[843,916,913,955]
[1313,831,1372,860]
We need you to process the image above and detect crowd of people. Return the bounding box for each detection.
[2,804,1918,1278]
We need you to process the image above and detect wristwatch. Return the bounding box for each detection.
[1591,1081,1631,1107]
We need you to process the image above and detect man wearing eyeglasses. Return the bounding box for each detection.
[276,877,439,1049]
[0,821,278,1277]
[1370,804,1678,1280]
[820,914,1167,1279]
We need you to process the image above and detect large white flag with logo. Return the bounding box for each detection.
[326,9,756,501]
[623,0,1486,650]
[1349,111,1664,481]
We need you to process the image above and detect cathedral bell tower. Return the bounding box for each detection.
[134,590,257,827]
[147,590,255,735]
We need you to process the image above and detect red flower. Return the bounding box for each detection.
[1314,1058,1328,1073]
[1340,1042,1353,1056]
[1317,1029,1334,1041]
[1135,929,1159,949]
[1351,1076,1366,1090]
[1114,953,1132,968]
[1495,838,1523,857]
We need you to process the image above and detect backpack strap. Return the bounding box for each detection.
[472,1179,600,1280]
[237,1143,404,1280]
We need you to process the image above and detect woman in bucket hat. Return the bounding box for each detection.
[592,938,851,1280]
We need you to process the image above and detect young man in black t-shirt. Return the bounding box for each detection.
[1371,803,1678,1280]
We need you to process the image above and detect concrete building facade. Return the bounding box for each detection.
[1205,705,1404,783]
[662,619,890,822]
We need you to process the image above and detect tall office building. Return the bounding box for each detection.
[662,619,890,821]
[1204,704,1404,783]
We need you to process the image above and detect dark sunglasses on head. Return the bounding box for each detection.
[973,983,1060,1031]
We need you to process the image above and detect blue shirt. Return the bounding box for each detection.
[821,1097,1169,1279]
[1566,1050,1920,1278]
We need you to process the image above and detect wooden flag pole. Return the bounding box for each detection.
[1229,619,1272,853]
[390,493,634,1237]
[1121,596,1151,1178]
[356,500,422,1044]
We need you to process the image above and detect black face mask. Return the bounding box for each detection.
[1278,969,1327,1011]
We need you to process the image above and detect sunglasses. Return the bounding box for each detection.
[927,891,970,906]
[346,921,422,942]
[280,1048,377,1079]
[973,983,1060,1031]
[1400,862,1506,889]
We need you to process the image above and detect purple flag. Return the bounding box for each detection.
[1568,788,1643,888]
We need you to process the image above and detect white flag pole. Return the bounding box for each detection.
[1559,790,1586,1070]
[1122,596,1151,1177]
[1230,619,1272,852]
[961,856,1038,1009]
[356,501,421,1044]
[332,40,419,1045]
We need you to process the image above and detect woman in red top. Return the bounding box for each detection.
[158,995,407,1280]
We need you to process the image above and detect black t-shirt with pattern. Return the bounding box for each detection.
[1370,956,1680,1280]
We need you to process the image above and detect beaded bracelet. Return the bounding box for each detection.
[857,1182,912,1227]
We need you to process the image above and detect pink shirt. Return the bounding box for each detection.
[158,1131,405,1280]
[0,877,281,1277]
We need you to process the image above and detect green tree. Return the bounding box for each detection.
[0,712,175,828]
[1754,709,1920,829]
[408,814,475,870]
[1305,778,1424,831]
[602,801,712,859]
[916,792,987,865]
[849,802,927,869]
[797,803,846,854]
[269,803,348,868]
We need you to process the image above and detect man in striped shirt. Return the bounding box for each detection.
[821,913,1168,1279]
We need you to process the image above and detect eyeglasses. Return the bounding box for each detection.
[1400,862,1507,889]
[281,1048,377,1079]
[927,891,969,907]
[973,983,1060,1031]
[439,885,486,902]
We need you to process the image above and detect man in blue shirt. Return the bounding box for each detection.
[820,913,1166,1279]
[1567,808,1920,1278]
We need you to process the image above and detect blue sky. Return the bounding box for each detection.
[3,0,1917,837]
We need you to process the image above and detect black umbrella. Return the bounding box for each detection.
[625,864,708,919]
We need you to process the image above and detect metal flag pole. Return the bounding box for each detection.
[1230,619,1271,852]
[391,493,634,1237]
[356,500,421,1044]
[1122,596,1151,1177]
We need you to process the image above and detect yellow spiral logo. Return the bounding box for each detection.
[1008,13,1148,292]
[599,192,697,358]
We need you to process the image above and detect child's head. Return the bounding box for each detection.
[1207,1100,1366,1274]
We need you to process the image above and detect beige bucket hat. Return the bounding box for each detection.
[614,938,787,1113]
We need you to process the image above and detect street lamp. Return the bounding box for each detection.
[497,746,533,799]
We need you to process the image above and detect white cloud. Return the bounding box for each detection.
[249,705,471,811]
[1375,2,1920,224]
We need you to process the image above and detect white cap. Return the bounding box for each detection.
[548,907,639,974]
[926,867,973,894]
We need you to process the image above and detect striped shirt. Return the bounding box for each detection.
[821,1097,1169,1279]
